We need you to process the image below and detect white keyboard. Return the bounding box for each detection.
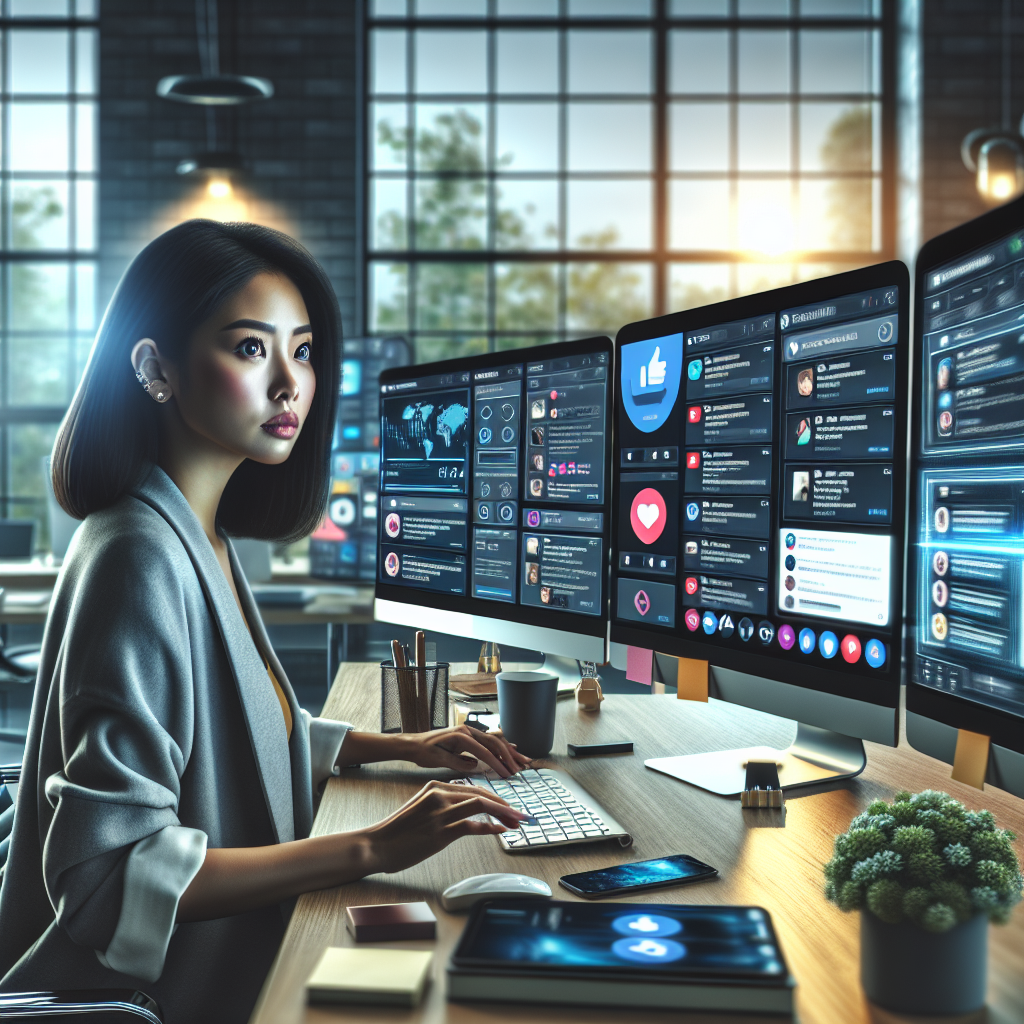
[455,768,632,851]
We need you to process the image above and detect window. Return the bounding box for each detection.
[0,0,97,550]
[365,0,892,361]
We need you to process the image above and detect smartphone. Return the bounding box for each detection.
[559,854,718,899]
[567,741,633,756]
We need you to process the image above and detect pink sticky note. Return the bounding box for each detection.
[626,645,654,685]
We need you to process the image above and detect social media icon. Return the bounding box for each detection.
[630,487,667,545]
[612,936,685,964]
[612,913,682,937]
[478,426,492,444]
[785,554,796,571]
[864,639,886,668]
[527,510,541,527]
[687,359,703,381]
[785,532,797,550]
[758,620,775,646]
[798,628,816,654]
[878,320,894,343]
[685,576,699,596]
[688,406,702,423]
[686,451,701,469]
[778,624,796,650]
[738,617,755,642]
[634,590,651,616]
[841,635,862,664]
[622,335,682,434]
[685,608,701,631]
[819,631,838,659]
[702,610,719,635]
[719,613,735,638]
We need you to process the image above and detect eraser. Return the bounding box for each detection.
[345,902,437,942]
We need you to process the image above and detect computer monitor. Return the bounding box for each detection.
[310,336,410,580]
[610,262,909,795]
[906,197,1024,799]
[374,337,613,674]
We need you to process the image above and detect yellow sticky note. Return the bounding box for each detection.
[674,657,709,703]
[951,728,990,791]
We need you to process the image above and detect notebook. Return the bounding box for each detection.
[306,947,433,1007]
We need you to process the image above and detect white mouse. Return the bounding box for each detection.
[440,873,552,912]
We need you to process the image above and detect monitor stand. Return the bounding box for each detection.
[534,653,584,695]
[645,722,867,797]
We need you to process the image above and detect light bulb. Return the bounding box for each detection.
[976,137,1024,204]
[207,178,233,199]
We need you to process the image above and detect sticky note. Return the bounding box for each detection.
[626,645,653,685]
[307,947,432,1007]
[675,657,709,703]
[951,728,990,790]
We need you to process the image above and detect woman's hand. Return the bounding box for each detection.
[365,779,528,874]
[395,725,532,778]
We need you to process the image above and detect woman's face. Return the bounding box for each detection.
[170,272,316,466]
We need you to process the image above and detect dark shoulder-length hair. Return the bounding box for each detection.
[52,219,341,542]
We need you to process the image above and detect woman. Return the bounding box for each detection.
[0,221,527,1022]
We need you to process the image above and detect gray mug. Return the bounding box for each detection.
[497,670,558,758]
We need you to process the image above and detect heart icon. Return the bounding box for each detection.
[637,504,659,529]
[630,487,667,545]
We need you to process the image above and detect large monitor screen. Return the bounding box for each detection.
[375,337,612,638]
[611,264,908,700]
[908,212,1024,751]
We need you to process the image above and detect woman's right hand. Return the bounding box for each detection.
[363,780,528,875]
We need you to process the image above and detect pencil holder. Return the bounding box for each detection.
[380,661,450,734]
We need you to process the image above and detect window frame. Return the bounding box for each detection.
[363,0,897,356]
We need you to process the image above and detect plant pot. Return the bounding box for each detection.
[860,910,987,1015]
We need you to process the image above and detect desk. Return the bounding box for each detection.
[252,664,1024,1024]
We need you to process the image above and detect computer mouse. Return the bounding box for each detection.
[440,873,552,912]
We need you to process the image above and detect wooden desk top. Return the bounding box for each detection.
[251,664,1024,1024]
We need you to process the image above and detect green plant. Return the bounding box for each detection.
[824,791,1023,933]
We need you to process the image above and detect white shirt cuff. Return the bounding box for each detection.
[97,824,207,983]
[302,710,353,791]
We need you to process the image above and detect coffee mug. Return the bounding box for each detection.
[496,670,559,758]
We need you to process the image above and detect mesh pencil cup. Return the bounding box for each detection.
[380,661,449,733]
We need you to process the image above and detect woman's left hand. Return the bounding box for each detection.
[398,725,531,778]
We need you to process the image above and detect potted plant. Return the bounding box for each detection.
[824,789,1023,1015]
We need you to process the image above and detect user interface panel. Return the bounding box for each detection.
[910,225,1024,726]
[376,338,611,634]
[612,266,907,692]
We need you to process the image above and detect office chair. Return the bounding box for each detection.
[0,767,164,1022]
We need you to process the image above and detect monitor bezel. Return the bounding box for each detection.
[375,335,614,641]
[610,261,910,709]
[906,195,1024,756]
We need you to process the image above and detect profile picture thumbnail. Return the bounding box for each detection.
[540,586,552,604]
[526,562,539,586]
[384,512,401,538]
[792,470,810,503]
[531,398,546,419]
[785,554,796,571]
[530,477,544,497]
[931,612,948,641]
[526,536,539,556]
[384,551,400,577]
[934,506,950,533]
[531,426,545,445]
[932,579,949,608]
[797,367,814,397]
[937,358,952,391]
[527,509,541,528]
[784,594,795,609]
[933,550,949,577]
[937,410,953,436]
[531,452,545,471]
[785,532,797,550]
[784,575,796,592]
[685,540,698,555]
[795,418,812,446]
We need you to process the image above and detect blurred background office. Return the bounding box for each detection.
[0,0,1017,759]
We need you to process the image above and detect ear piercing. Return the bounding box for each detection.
[135,369,170,404]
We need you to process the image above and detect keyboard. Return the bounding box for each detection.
[454,767,633,851]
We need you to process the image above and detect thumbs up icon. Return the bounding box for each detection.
[647,346,666,387]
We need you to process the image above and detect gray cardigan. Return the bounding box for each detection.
[0,467,350,1023]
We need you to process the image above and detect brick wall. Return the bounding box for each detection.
[99,0,360,334]
[922,1,1024,246]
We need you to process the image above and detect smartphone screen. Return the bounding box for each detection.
[559,854,717,898]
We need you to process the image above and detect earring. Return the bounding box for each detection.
[136,369,171,404]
